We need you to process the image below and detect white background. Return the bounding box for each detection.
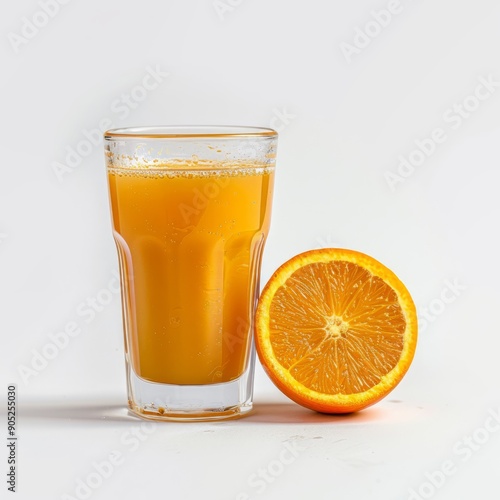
[1,0,500,499]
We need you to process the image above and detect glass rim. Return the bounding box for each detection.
[104,125,278,140]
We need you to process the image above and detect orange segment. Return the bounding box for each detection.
[255,249,418,413]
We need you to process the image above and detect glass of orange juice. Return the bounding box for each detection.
[104,126,278,421]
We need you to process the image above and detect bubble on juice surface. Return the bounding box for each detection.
[107,161,274,179]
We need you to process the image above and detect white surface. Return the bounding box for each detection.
[1,1,500,499]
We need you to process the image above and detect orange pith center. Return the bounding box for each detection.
[268,261,406,395]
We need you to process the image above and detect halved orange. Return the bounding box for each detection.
[255,248,418,413]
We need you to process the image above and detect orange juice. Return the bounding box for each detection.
[108,162,274,385]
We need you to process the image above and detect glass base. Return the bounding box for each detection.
[125,351,255,422]
[127,403,253,422]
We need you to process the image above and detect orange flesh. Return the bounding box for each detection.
[268,261,406,395]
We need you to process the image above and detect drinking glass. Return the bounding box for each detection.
[104,126,278,420]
